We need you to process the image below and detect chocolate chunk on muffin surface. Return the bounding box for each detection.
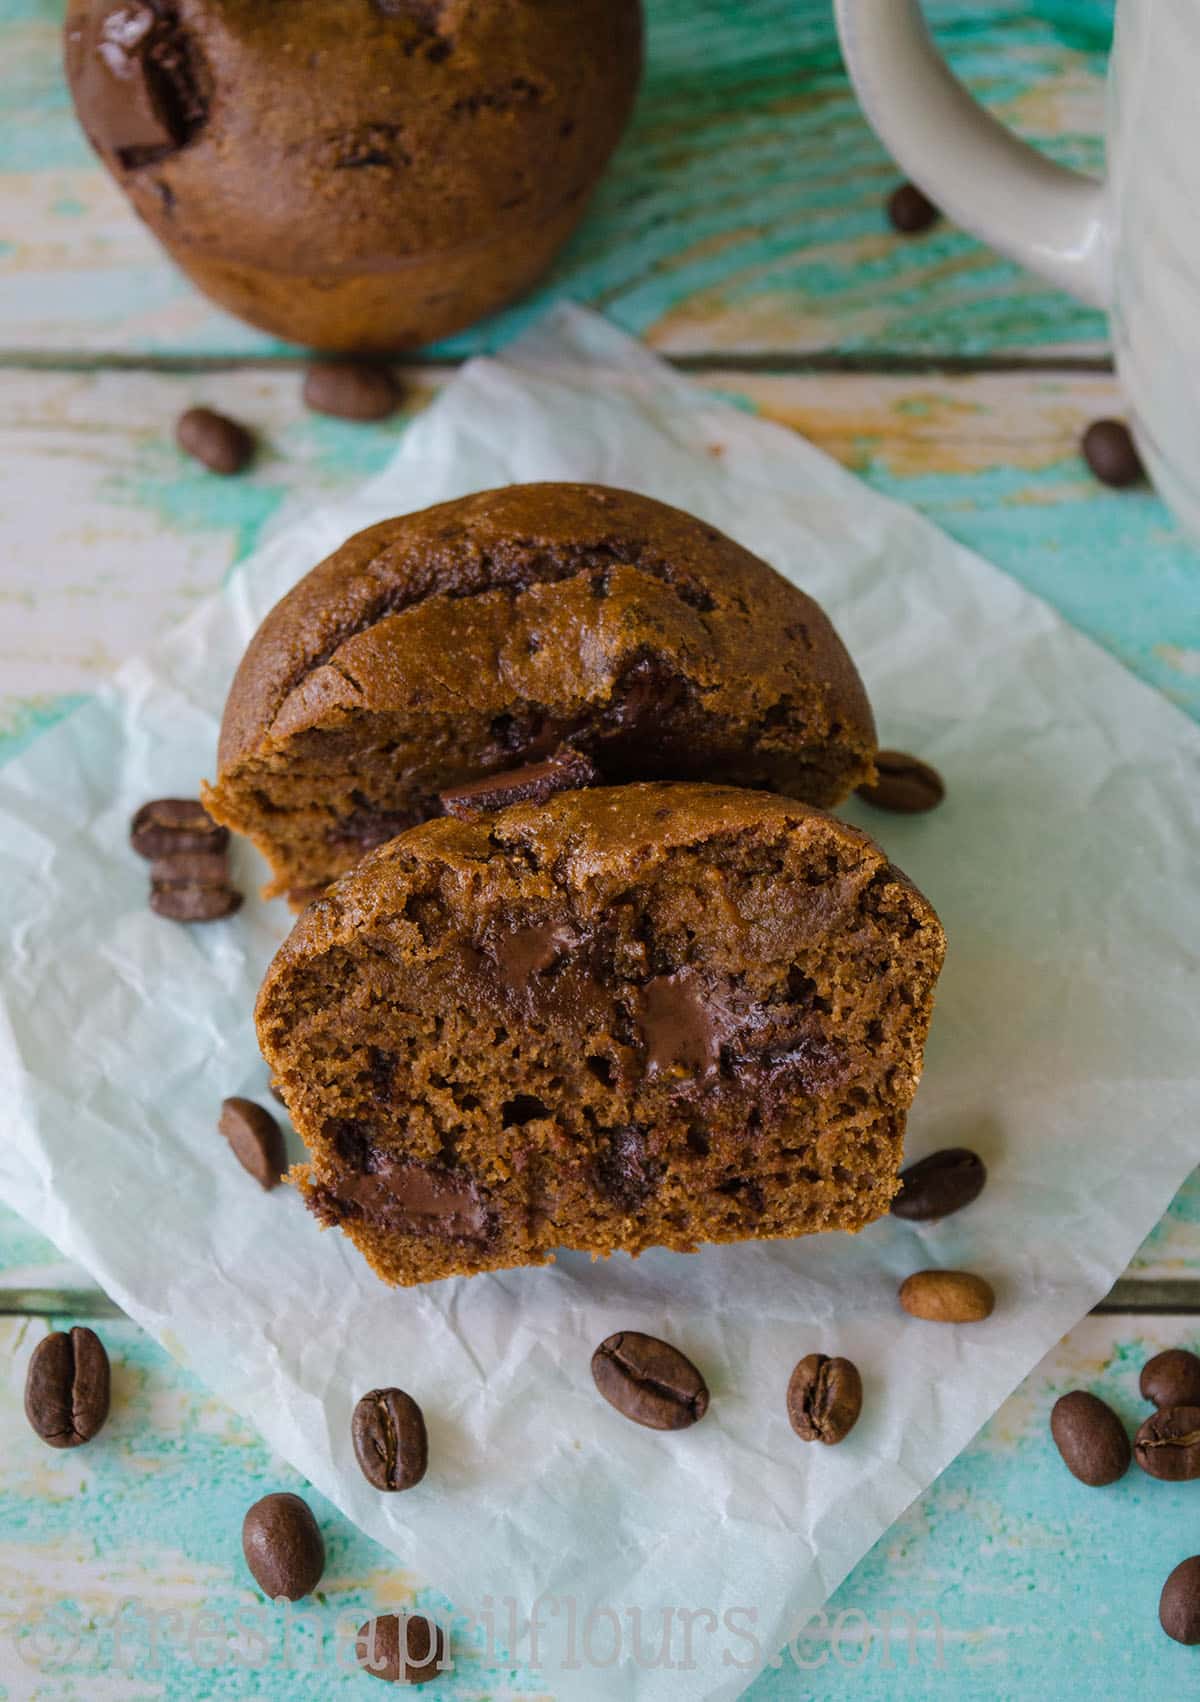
[63,0,643,351]
[204,484,877,901]
[256,783,945,1286]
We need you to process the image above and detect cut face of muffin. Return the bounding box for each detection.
[204,484,877,901]
[256,783,945,1287]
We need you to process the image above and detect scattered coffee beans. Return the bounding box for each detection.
[856,750,945,814]
[176,406,255,476]
[787,1354,862,1445]
[1140,1348,1200,1410]
[899,1269,994,1323]
[357,1614,447,1684]
[130,798,228,860]
[439,750,599,819]
[887,181,939,234]
[24,1326,111,1449]
[591,1331,709,1430]
[219,1097,286,1190]
[303,361,399,421]
[1160,1555,1200,1646]
[1134,1405,1200,1482]
[352,1388,429,1492]
[242,1492,324,1601]
[1050,1390,1131,1486]
[132,796,242,921]
[891,1147,986,1221]
[1081,418,1144,488]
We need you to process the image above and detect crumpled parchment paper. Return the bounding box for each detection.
[1,306,1198,1700]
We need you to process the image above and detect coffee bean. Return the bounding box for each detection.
[857,750,945,814]
[242,1492,324,1600]
[176,407,255,475]
[591,1331,709,1430]
[303,361,399,421]
[899,1269,994,1323]
[1141,1349,1200,1410]
[150,849,231,888]
[150,881,243,922]
[130,797,228,859]
[1082,418,1144,488]
[1160,1556,1200,1645]
[24,1326,111,1449]
[1050,1390,1131,1486]
[887,181,939,234]
[357,1614,447,1684]
[352,1388,428,1492]
[219,1097,286,1190]
[787,1354,862,1445]
[439,749,599,819]
[891,1147,986,1222]
[1134,1405,1200,1481]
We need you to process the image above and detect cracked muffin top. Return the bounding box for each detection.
[64,0,643,271]
[204,483,877,900]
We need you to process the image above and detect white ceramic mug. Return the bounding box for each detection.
[835,0,1200,533]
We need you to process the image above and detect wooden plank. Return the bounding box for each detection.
[0,0,1111,359]
[2,1309,1195,1697]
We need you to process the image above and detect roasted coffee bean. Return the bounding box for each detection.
[176,406,255,475]
[150,849,230,888]
[352,1388,428,1491]
[439,749,599,819]
[150,880,243,922]
[1160,1555,1200,1645]
[130,797,228,859]
[591,1331,709,1430]
[787,1353,863,1445]
[302,361,399,421]
[24,1326,111,1448]
[357,1613,447,1684]
[1050,1390,1131,1486]
[242,1492,324,1600]
[1134,1405,1200,1481]
[219,1097,286,1190]
[1082,418,1144,488]
[1141,1349,1200,1410]
[857,750,945,814]
[887,181,939,234]
[891,1147,986,1221]
[899,1269,994,1323]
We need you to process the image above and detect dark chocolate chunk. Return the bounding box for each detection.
[332,1157,490,1241]
[637,969,738,1081]
[439,748,598,819]
[69,2,209,168]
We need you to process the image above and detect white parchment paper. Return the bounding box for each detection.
[1,306,1199,1699]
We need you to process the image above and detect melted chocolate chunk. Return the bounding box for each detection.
[439,749,597,819]
[328,803,420,852]
[69,2,209,169]
[491,919,579,989]
[637,970,739,1081]
[323,1139,490,1241]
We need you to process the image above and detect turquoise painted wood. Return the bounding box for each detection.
[1,0,1112,357]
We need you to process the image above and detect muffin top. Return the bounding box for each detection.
[215,481,876,784]
[64,0,643,269]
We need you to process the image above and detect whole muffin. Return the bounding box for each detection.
[63,0,643,351]
[203,483,878,902]
[258,783,946,1286]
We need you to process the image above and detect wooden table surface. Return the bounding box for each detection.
[3,1,1200,1696]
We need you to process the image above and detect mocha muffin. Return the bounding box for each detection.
[257,783,946,1286]
[63,0,643,351]
[203,483,878,902]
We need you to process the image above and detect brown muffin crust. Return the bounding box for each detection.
[63,0,643,350]
[256,783,945,1286]
[203,483,877,900]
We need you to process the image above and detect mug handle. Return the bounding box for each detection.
[834,0,1113,308]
